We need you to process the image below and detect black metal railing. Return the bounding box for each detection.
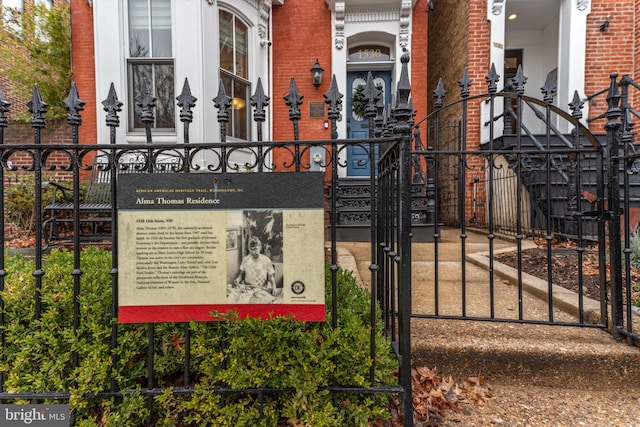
[410,62,638,342]
[0,56,416,426]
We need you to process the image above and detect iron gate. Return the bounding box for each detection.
[408,66,639,347]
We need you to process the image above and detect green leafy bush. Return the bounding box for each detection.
[628,232,640,308]
[0,248,398,426]
[0,2,72,121]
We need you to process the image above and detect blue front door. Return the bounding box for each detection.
[346,71,391,176]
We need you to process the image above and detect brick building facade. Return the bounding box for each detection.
[3,0,638,230]
[66,0,638,162]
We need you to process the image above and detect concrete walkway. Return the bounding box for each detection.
[335,228,640,391]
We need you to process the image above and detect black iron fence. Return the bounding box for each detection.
[410,66,639,343]
[2,53,639,426]
[0,60,415,425]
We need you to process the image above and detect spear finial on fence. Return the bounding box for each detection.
[485,63,500,94]
[569,91,584,121]
[512,65,528,95]
[64,82,85,126]
[177,78,197,125]
[27,85,48,129]
[324,75,343,140]
[284,77,303,140]
[433,78,446,109]
[213,79,232,143]
[136,78,156,126]
[251,78,270,144]
[251,78,270,169]
[251,78,270,124]
[177,78,197,170]
[363,71,381,119]
[458,68,472,99]
[102,83,123,128]
[542,72,556,105]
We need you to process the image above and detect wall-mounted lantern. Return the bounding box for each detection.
[310,59,324,89]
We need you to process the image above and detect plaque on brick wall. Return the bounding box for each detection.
[309,102,325,118]
[117,173,326,323]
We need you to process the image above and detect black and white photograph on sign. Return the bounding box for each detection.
[227,210,284,304]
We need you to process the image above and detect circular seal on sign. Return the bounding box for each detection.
[291,280,305,295]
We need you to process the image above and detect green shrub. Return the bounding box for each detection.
[628,232,640,308]
[0,2,72,121]
[0,248,397,426]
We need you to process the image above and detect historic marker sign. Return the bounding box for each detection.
[117,172,325,323]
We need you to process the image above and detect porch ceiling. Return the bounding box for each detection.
[506,0,558,32]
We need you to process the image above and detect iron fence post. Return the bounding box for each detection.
[0,86,9,393]
[102,83,123,393]
[28,85,47,323]
[604,73,623,340]
[64,83,85,375]
[394,52,413,427]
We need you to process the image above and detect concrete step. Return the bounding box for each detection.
[412,318,640,391]
[335,236,640,392]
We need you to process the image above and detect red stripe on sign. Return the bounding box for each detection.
[118,304,326,323]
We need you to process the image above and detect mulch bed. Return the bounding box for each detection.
[494,238,640,302]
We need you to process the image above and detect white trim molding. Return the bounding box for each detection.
[258,0,272,38]
[576,0,590,11]
[346,9,399,23]
[492,0,504,16]
[399,0,411,48]
[334,1,346,49]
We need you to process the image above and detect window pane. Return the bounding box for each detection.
[130,62,175,130]
[232,78,248,140]
[234,17,248,79]
[220,73,233,138]
[128,0,150,57]
[154,63,175,129]
[219,10,233,73]
[151,0,171,57]
[127,0,174,133]
[220,73,249,140]
[131,63,153,128]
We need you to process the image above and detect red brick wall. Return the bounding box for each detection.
[584,0,636,132]
[636,0,640,100]
[271,0,332,190]
[272,0,332,144]
[411,0,429,121]
[427,0,489,223]
[3,120,77,186]
[427,0,469,114]
[70,0,97,145]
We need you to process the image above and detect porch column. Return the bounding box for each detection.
[557,0,591,131]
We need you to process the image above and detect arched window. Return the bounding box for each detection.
[219,9,250,140]
[127,0,175,132]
